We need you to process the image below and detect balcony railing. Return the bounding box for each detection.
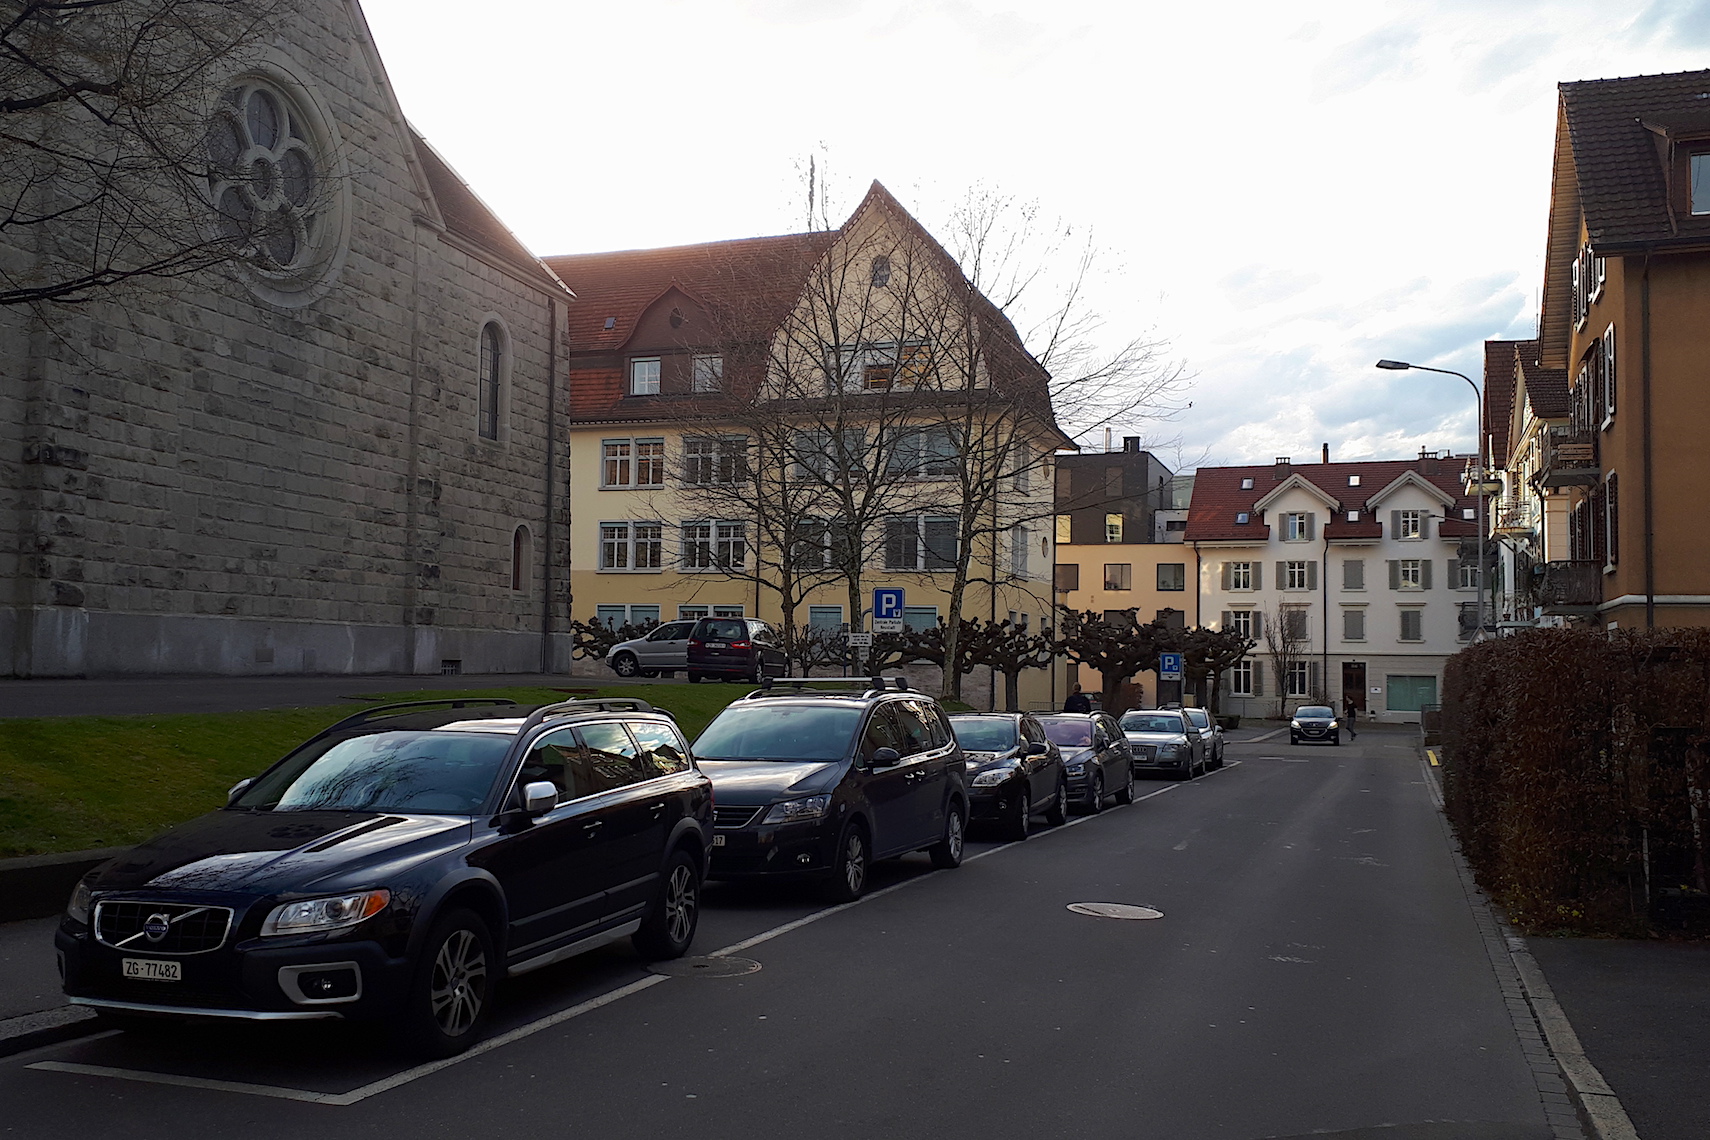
[1538,428,1600,488]
[1492,497,1536,536]
[1537,560,1601,614]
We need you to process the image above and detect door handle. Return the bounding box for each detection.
[582,820,603,833]
[649,802,665,818]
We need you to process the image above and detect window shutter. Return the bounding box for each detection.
[1252,663,1263,696]
[1447,559,1459,589]
[1309,660,1322,698]
[1606,326,1617,415]
[1221,610,1233,631]
[1305,513,1316,541]
[1390,510,1400,538]
[1307,561,1318,590]
[1253,562,1263,591]
[1221,562,1232,590]
[1388,560,1400,590]
[1275,561,1287,589]
[1344,608,1363,641]
[1421,515,1432,539]
[1344,559,1363,590]
[1421,559,1433,590]
[1253,611,1264,638]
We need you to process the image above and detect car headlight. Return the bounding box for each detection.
[66,879,92,924]
[762,794,831,825]
[1328,720,1339,728]
[261,890,390,937]
[1064,763,1085,774]
[1290,719,1302,728]
[970,769,1012,787]
[1157,744,1179,758]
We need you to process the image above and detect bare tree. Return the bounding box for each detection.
[1,0,289,308]
[1261,603,1310,718]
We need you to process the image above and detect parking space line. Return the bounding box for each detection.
[24,775,1201,1106]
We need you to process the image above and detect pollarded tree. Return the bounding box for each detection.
[1053,607,1172,713]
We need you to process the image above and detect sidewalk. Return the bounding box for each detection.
[0,672,633,719]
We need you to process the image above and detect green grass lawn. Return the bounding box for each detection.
[0,682,753,859]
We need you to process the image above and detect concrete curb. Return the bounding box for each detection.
[0,1005,100,1060]
[0,847,129,923]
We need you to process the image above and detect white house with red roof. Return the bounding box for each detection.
[1185,454,1482,723]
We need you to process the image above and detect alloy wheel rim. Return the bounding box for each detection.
[1056,784,1067,817]
[664,863,697,945]
[1016,793,1029,835]
[429,929,486,1036]
[948,811,964,859]
[844,833,865,894]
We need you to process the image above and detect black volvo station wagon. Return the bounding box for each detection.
[56,698,712,1057]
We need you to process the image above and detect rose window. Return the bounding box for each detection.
[207,83,321,274]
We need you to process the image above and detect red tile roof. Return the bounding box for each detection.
[410,130,568,295]
[1482,339,1527,465]
[1519,358,1572,419]
[1185,459,1479,543]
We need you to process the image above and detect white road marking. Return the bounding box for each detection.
[26,774,1202,1106]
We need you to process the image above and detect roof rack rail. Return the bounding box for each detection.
[749,676,910,696]
[320,698,521,737]
[513,697,662,740]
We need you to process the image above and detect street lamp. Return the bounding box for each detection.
[1374,359,1487,638]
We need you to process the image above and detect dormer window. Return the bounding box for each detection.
[1236,511,1250,524]
[1347,474,1360,487]
[1240,477,1254,490]
[629,357,660,396]
[1693,153,1710,214]
[1347,510,1359,522]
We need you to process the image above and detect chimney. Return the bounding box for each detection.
[1274,456,1291,476]
[1104,427,1112,453]
[1123,436,1141,453]
[1322,443,1330,464]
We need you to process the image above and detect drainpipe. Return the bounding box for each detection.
[1641,249,1655,628]
[540,298,558,673]
[1321,527,1330,703]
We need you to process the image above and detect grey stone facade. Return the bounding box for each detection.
[0,1,573,676]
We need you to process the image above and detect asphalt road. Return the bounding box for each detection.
[0,734,1559,1140]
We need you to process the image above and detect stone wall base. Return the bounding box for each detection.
[0,607,574,677]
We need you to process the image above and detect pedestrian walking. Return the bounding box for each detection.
[1063,684,1091,713]
[1343,696,1359,739]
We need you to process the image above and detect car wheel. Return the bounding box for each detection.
[398,908,494,1059]
[687,671,702,684]
[1044,780,1069,826]
[1290,734,1299,745]
[1116,764,1136,804]
[1332,732,1341,746]
[611,652,639,678]
[641,669,659,678]
[1082,772,1104,814]
[633,849,701,960]
[1007,789,1031,842]
[930,802,966,868]
[822,822,869,903]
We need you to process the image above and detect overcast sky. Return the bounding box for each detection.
[361,0,1710,471]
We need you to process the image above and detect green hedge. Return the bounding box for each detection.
[1442,628,1710,936]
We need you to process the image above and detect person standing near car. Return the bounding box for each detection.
[1063,685,1091,713]
[1343,696,1358,739]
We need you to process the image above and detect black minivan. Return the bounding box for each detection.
[56,698,712,1057]
[692,679,967,901]
[686,618,788,683]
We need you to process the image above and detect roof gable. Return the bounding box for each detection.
[409,130,569,295]
[1252,472,1341,512]
[1366,469,1457,510]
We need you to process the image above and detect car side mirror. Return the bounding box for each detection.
[869,747,901,768]
[1027,741,1048,756]
[226,778,253,805]
[522,781,558,816]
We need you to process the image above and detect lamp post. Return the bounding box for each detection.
[1375,360,1486,638]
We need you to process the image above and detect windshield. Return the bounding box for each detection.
[1296,706,1335,718]
[694,705,862,762]
[1038,719,1092,747]
[1122,713,1183,734]
[951,717,1019,752]
[234,730,513,814]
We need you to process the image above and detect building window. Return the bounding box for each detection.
[885,515,958,571]
[1227,561,1253,590]
[903,605,938,632]
[478,323,502,440]
[601,440,631,488]
[1227,609,1253,638]
[793,517,855,570]
[1010,525,1029,578]
[1236,511,1250,525]
[600,523,631,570]
[511,525,531,592]
[1386,674,1438,712]
[887,428,957,478]
[1399,608,1424,642]
[635,439,665,487]
[595,604,660,628]
[1055,563,1080,592]
[629,357,660,396]
[1283,512,1310,541]
[1286,660,1310,697]
[692,354,723,393]
[870,256,891,286]
[1240,477,1254,490]
[808,605,845,630]
[682,522,746,570]
[1458,558,1478,590]
[1283,607,1309,641]
[634,523,662,569]
[836,342,930,392]
[598,522,662,571]
[678,604,744,619]
[1285,560,1310,590]
[1157,563,1186,591]
[685,436,747,485]
[1694,153,1710,215]
[1012,459,1031,493]
[793,428,864,481]
[1056,514,1072,544]
[1231,659,1254,696]
[1343,559,1365,590]
[1602,326,1617,424]
[1104,563,1132,591]
[1605,472,1619,567]
[1348,474,1361,487]
[1105,513,1123,543]
[1398,559,1422,589]
[1343,607,1364,641]
[1458,602,1478,641]
[1397,510,1424,540]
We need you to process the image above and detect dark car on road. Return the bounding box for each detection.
[1035,713,1135,812]
[948,712,1067,840]
[1290,704,1342,745]
[693,678,967,901]
[56,698,712,1058]
[686,618,789,683]
[1119,708,1203,779]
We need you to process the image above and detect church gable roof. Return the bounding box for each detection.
[409,130,569,295]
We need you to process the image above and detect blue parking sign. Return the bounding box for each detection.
[874,587,905,621]
[1159,652,1183,681]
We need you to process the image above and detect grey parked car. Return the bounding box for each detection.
[1119,709,1204,779]
[1182,707,1224,769]
[606,619,695,678]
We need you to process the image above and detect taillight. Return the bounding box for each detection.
[731,641,751,649]
[689,639,702,649]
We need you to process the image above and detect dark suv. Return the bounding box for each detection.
[56,698,712,1058]
[686,618,788,683]
[692,678,967,901]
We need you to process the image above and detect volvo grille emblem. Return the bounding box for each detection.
[143,913,171,942]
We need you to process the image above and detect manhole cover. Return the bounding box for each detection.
[646,956,761,978]
[1067,902,1164,920]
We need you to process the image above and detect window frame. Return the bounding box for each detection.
[1103,563,1132,591]
[1398,559,1422,590]
[629,357,661,396]
[1398,606,1425,643]
[1156,562,1186,592]
[1397,509,1424,540]
[598,520,664,573]
[691,353,724,394]
[478,322,504,442]
[684,435,748,486]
